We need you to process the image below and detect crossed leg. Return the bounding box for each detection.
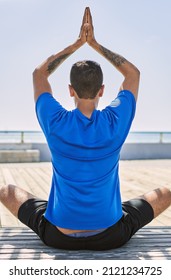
[0,184,171,223]
[0,184,36,218]
[138,186,171,218]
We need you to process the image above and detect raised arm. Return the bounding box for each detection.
[86,8,140,101]
[33,8,88,102]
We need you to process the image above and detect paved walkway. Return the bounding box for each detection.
[0,160,170,227]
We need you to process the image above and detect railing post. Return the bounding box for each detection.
[21,131,24,143]
[159,132,163,143]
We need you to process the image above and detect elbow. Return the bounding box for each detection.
[133,65,140,77]
[135,69,140,87]
[136,67,140,78]
[131,66,140,83]
[136,68,140,84]
[32,67,41,78]
[123,64,140,80]
[32,67,48,80]
[32,68,39,81]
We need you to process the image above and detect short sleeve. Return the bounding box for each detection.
[35,92,67,135]
[102,90,136,145]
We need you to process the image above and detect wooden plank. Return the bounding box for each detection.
[1,242,170,250]
[0,227,170,260]
[0,161,171,227]
[0,251,170,260]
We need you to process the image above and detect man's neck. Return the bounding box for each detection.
[76,99,97,118]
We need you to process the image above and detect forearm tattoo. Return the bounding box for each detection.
[100,45,126,67]
[47,53,71,74]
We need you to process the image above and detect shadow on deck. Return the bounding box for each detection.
[0,226,170,260]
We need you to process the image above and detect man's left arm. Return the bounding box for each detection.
[33,8,89,102]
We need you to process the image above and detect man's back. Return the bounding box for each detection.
[36,90,136,229]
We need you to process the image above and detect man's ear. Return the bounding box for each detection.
[69,84,75,97]
[98,85,105,97]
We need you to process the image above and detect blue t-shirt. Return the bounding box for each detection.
[36,90,136,229]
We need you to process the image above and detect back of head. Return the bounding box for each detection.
[70,60,103,99]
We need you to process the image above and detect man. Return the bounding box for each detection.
[0,7,170,250]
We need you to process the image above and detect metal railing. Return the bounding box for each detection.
[0,131,46,144]
[126,131,171,144]
[0,131,171,144]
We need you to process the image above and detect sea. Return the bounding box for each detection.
[0,131,171,144]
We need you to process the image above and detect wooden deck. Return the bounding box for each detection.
[0,160,170,227]
[0,160,170,260]
[0,226,170,260]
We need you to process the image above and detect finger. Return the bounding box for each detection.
[79,22,89,42]
[79,8,87,37]
[85,7,88,23]
[86,24,93,37]
[87,7,93,25]
[82,7,88,26]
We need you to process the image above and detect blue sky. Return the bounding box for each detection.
[0,0,171,132]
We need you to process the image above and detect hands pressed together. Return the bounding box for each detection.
[33,6,140,102]
[78,7,96,46]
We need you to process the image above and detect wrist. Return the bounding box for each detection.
[74,38,85,49]
[88,38,98,48]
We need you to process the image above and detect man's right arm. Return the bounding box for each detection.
[33,8,89,103]
[86,8,140,101]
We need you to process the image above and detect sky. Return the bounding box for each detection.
[0,0,171,132]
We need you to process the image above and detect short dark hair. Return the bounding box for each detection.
[70,60,103,99]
